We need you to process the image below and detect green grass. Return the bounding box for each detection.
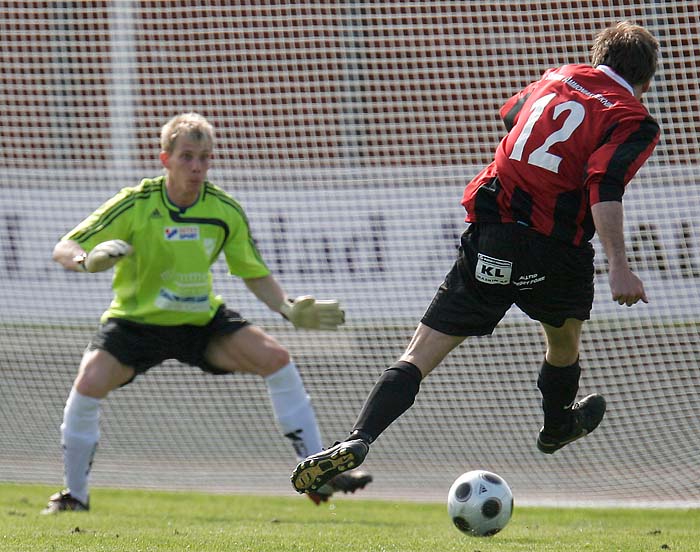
[1,483,698,551]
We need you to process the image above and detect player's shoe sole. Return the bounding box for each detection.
[537,393,606,454]
[291,439,369,493]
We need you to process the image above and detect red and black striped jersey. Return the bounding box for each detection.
[462,64,660,246]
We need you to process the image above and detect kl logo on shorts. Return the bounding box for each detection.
[475,253,512,285]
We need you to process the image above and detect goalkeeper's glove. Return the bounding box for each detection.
[75,240,133,273]
[279,295,345,330]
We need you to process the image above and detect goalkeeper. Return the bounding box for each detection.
[43,112,371,514]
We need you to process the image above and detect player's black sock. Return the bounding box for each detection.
[349,361,423,444]
[537,358,581,431]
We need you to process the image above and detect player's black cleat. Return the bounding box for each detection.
[306,469,374,505]
[41,489,89,515]
[292,439,370,494]
[537,393,606,454]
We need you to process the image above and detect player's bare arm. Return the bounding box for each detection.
[591,201,648,306]
[244,274,288,312]
[52,239,87,271]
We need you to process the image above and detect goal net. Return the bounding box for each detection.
[1,2,698,507]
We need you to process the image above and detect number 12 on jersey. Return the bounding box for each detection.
[508,93,585,173]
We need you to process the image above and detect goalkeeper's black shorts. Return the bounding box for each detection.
[421,222,594,337]
[87,305,248,377]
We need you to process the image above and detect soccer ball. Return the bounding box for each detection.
[447,470,513,537]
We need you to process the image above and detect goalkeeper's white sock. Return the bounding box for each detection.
[265,362,323,460]
[60,387,101,505]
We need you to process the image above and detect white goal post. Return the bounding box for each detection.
[1,2,698,506]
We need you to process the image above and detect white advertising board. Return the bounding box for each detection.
[1,166,697,325]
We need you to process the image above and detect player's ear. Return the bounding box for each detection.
[159,150,170,169]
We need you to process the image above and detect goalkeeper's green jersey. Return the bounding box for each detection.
[63,176,270,326]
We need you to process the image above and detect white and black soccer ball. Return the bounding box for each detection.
[447,470,514,537]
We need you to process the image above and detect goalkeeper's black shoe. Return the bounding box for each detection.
[537,394,607,454]
[291,439,370,494]
[306,469,374,505]
[41,489,89,515]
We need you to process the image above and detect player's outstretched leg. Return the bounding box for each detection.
[291,438,370,494]
[537,393,606,454]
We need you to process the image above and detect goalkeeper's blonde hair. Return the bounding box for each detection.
[160,112,214,154]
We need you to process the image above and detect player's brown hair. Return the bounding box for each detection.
[160,112,214,154]
[590,21,659,86]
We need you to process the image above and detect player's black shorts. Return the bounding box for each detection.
[421,223,594,336]
[88,305,249,377]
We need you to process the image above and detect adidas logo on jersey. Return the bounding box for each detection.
[150,208,162,218]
